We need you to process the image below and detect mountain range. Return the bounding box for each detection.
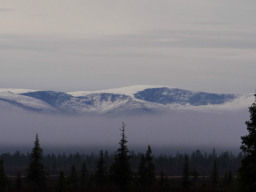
[0,85,254,115]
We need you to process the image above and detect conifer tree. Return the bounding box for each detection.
[69,165,78,189]
[223,170,233,185]
[16,171,23,191]
[79,161,88,189]
[26,134,47,190]
[56,171,66,192]
[138,145,155,187]
[182,154,190,188]
[110,122,132,191]
[211,159,218,188]
[238,93,256,191]
[145,145,155,183]
[159,171,164,189]
[95,150,107,188]
[138,154,146,186]
[228,171,233,184]
[159,171,165,191]
[191,168,199,185]
[0,159,8,190]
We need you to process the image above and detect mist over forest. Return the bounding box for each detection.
[0,103,248,154]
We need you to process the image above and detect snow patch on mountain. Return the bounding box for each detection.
[69,85,173,97]
[162,94,254,112]
[0,88,37,94]
[0,91,55,111]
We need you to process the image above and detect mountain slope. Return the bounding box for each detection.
[0,86,254,115]
[134,87,235,105]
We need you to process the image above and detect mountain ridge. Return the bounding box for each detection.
[0,85,254,115]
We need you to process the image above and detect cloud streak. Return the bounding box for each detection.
[0,8,12,12]
[2,28,255,51]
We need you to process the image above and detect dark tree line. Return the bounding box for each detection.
[0,149,242,177]
[0,130,242,192]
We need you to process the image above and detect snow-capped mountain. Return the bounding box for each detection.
[0,86,254,115]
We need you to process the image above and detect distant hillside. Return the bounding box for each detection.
[0,85,254,115]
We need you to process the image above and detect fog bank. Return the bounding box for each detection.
[0,106,249,154]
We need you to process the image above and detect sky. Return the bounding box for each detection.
[1,0,256,93]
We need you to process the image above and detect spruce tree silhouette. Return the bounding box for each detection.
[182,154,190,188]
[138,145,155,188]
[238,93,256,191]
[69,165,78,189]
[15,171,23,191]
[95,150,107,188]
[26,134,47,190]
[211,159,218,188]
[110,122,132,191]
[0,159,8,190]
[56,171,66,192]
[79,161,88,189]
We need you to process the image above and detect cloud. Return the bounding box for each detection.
[0,29,256,94]
[1,27,256,56]
[0,8,13,12]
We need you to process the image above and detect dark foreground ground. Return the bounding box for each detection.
[4,174,237,192]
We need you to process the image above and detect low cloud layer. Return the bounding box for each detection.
[0,105,249,154]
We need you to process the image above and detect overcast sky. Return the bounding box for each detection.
[1,0,256,93]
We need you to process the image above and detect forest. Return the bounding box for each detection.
[0,148,242,178]
[0,131,248,192]
[0,147,242,192]
[0,133,240,192]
